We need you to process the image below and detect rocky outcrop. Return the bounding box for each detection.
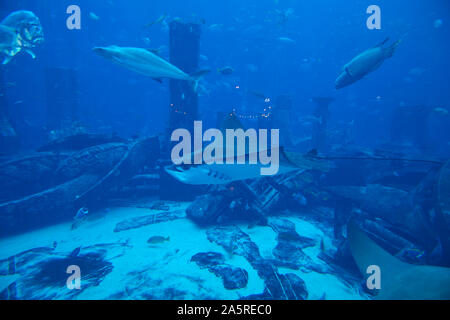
[191,252,248,290]
[206,226,308,300]
[186,182,266,226]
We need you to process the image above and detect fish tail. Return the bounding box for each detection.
[385,39,401,58]
[189,69,210,92]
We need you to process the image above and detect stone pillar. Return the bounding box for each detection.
[160,21,203,201]
[168,21,201,136]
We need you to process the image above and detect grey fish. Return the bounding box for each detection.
[74,207,89,220]
[218,66,234,75]
[165,148,329,185]
[335,38,400,89]
[93,45,209,91]
[147,236,170,244]
[0,10,44,64]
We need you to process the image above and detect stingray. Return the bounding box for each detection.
[348,220,450,300]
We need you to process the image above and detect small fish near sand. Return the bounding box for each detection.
[74,207,89,220]
[71,207,89,230]
[69,246,81,258]
[147,236,170,245]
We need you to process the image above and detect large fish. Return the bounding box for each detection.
[93,45,209,91]
[166,113,329,185]
[165,148,329,185]
[335,38,400,89]
[348,220,450,300]
[0,10,44,64]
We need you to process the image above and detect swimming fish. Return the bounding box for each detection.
[93,45,209,91]
[74,207,89,220]
[89,12,100,21]
[165,148,329,185]
[434,107,448,115]
[147,236,170,244]
[277,37,296,44]
[218,66,234,75]
[247,90,267,100]
[335,38,400,89]
[69,246,81,258]
[348,220,450,300]
[0,10,44,64]
[166,113,329,185]
[144,14,167,28]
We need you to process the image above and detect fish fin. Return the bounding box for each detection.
[147,48,162,57]
[306,148,318,157]
[166,236,170,241]
[384,40,401,58]
[189,69,210,92]
[69,246,81,258]
[25,49,36,59]
[344,66,353,77]
[152,78,163,84]
[374,37,390,48]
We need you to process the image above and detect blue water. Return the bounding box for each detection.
[0,0,449,300]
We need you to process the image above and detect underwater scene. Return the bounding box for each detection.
[0,0,449,301]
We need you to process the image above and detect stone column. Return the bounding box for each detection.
[168,21,201,136]
[160,21,203,201]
